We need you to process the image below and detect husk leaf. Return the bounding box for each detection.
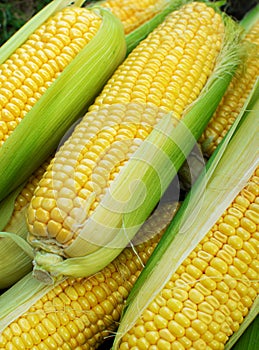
[0,209,32,289]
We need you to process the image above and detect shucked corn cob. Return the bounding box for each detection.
[199,13,259,156]
[0,202,178,349]
[117,167,259,350]
[113,92,259,349]
[25,2,241,282]
[0,161,49,289]
[96,0,173,34]
[0,0,126,201]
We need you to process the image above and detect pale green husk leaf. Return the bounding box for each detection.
[0,209,32,289]
[0,184,24,231]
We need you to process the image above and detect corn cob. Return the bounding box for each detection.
[199,7,259,157]
[0,0,126,201]
[117,168,259,349]
[24,2,242,284]
[0,161,49,289]
[113,91,259,350]
[0,202,178,349]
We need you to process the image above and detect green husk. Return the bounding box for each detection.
[0,184,24,231]
[240,4,259,32]
[0,209,32,290]
[0,6,126,202]
[0,0,85,64]
[112,81,259,348]
[30,14,243,284]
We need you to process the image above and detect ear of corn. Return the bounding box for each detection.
[199,4,259,156]
[0,2,126,202]
[0,202,179,349]
[23,2,243,284]
[0,161,49,289]
[112,83,259,349]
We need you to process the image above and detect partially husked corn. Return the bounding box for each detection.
[99,0,170,34]
[200,19,259,156]
[27,2,225,254]
[0,7,102,146]
[118,167,259,349]
[0,203,177,349]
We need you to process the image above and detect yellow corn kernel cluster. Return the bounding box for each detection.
[0,203,177,349]
[119,167,259,350]
[0,7,102,147]
[199,20,259,156]
[27,2,224,248]
[99,0,169,34]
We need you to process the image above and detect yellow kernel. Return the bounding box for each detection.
[174,312,191,328]
[186,264,202,279]
[146,331,160,345]
[189,288,204,304]
[136,337,149,349]
[212,290,228,304]
[159,328,175,342]
[157,338,173,350]
[241,217,256,233]
[228,235,243,250]
[179,336,192,348]
[200,276,217,290]
[168,320,185,337]
[243,241,257,258]
[167,298,183,312]
[182,307,197,321]
[172,288,188,302]
[185,326,200,341]
[192,257,208,271]
[228,265,242,279]
[219,222,235,236]
[205,266,223,282]
[236,227,250,241]
[210,257,228,274]
[197,311,213,325]
[159,306,174,321]
[203,241,219,255]
[154,315,168,329]
[205,295,220,309]
[193,338,207,349]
